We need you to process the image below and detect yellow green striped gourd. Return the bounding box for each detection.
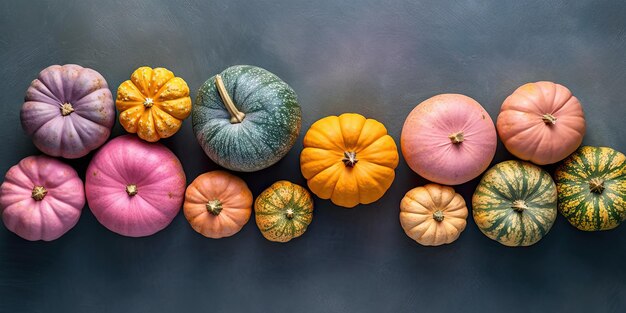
[255,181,314,242]
[472,160,557,247]
[555,146,626,231]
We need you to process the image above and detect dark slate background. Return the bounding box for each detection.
[1,1,625,312]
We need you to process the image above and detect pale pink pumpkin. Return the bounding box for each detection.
[497,81,586,165]
[85,135,186,237]
[401,94,497,185]
[0,155,84,241]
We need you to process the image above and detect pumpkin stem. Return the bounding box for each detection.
[589,178,605,194]
[143,98,154,108]
[448,131,464,144]
[31,185,47,201]
[511,200,527,212]
[542,113,557,125]
[285,208,295,219]
[215,74,245,124]
[60,103,74,116]
[342,151,358,167]
[432,210,445,222]
[206,200,223,215]
[126,184,138,196]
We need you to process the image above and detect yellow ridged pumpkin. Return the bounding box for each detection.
[116,66,192,142]
[300,113,399,208]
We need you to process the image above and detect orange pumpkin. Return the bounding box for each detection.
[183,171,253,239]
[116,66,192,142]
[400,184,468,246]
[300,113,399,208]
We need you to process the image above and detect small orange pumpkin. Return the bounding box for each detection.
[183,171,253,239]
[300,113,399,208]
[399,184,468,246]
[116,66,192,142]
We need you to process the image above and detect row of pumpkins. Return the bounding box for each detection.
[1,64,624,246]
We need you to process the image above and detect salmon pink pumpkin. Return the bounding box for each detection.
[85,135,186,237]
[497,81,586,165]
[21,64,115,159]
[401,94,497,185]
[0,155,84,241]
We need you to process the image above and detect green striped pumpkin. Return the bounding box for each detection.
[255,181,314,242]
[192,65,302,172]
[472,160,557,247]
[555,146,626,231]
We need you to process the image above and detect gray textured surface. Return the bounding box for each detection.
[1,1,625,312]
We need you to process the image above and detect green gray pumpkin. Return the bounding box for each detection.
[192,65,302,172]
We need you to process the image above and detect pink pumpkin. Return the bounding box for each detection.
[497,81,586,165]
[21,64,115,159]
[0,155,84,241]
[85,135,186,237]
[401,94,497,185]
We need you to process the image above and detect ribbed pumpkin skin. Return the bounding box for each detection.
[497,81,586,165]
[184,171,253,239]
[555,146,626,231]
[255,181,313,242]
[399,184,468,246]
[401,94,497,185]
[193,65,302,172]
[116,67,192,142]
[0,156,84,241]
[300,113,399,208]
[472,160,557,247]
[85,135,186,237]
[21,64,115,158]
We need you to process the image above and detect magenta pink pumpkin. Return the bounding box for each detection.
[401,94,497,185]
[21,64,115,159]
[0,155,84,241]
[85,135,186,237]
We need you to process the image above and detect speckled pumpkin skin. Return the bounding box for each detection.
[472,160,557,247]
[192,65,301,172]
[116,66,192,142]
[21,64,115,158]
[555,146,626,231]
[255,181,313,242]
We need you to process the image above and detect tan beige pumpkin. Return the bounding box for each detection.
[399,184,468,246]
[183,171,253,239]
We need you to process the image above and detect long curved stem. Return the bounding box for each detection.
[215,75,245,124]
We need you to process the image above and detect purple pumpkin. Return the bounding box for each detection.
[21,64,115,159]
[0,155,85,241]
[85,135,186,237]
